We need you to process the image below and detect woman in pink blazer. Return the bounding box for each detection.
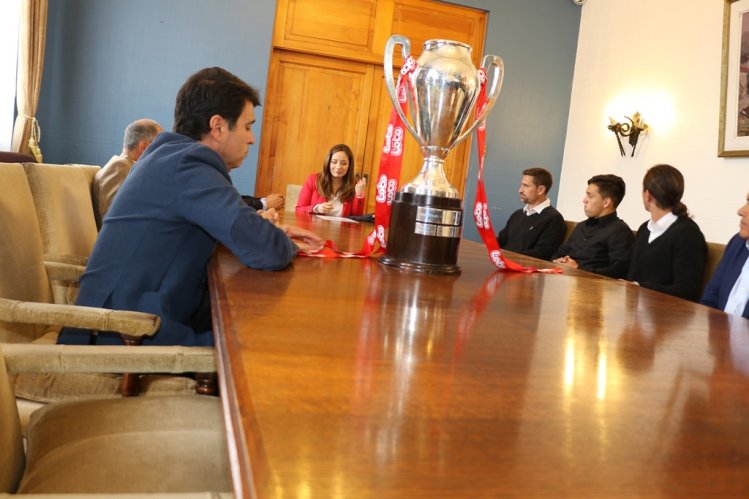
[296,144,366,216]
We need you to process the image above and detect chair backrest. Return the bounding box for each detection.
[0,151,34,163]
[0,347,25,493]
[23,163,99,260]
[702,241,726,293]
[285,184,302,212]
[0,164,53,342]
[563,220,576,241]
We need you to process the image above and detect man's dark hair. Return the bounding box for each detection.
[587,174,626,208]
[173,67,261,141]
[522,167,553,193]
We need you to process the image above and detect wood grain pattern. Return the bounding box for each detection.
[258,0,488,203]
[210,215,749,498]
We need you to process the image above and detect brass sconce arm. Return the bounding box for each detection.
[607,112,648,157]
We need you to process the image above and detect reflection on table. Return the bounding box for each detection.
[209,213,749,498]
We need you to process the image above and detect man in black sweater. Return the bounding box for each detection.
[496,167,566,260]
[552,174,633,278]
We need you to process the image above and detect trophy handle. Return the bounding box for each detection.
[453,55,505,147]
[384,34,421,143]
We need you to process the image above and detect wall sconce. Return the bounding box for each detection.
[607,112,648,157]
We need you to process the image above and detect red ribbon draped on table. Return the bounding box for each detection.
[299,60,560,274]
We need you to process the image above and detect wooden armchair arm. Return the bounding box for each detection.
[0,491,233,498]
[44,260,86,282]
[2,344,215,374]
[44,253,89,267]
[0,298,160,338]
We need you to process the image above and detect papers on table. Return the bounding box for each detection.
[314,215,359,223]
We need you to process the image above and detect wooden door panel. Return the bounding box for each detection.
[274,0,393,64]
[257,52,374,197]
[260,0,487,212]
[392,0,486,66]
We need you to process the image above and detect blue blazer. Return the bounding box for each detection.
[700,234,749,318]
[58,133,298,346]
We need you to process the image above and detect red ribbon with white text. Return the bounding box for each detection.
[354,56,418,257]
[297,57,417,259]
[470,70,559,273]
[299,62,559,274]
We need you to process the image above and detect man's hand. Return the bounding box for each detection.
[553,255,579,269]
[265,193,284,210]
[282,225,324,253]
[259,207,279,224]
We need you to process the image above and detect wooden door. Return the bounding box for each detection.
[255,51,375,196]
[257,0,487,206]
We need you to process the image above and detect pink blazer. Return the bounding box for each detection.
[295,173,365,216]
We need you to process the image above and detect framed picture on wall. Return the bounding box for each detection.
[719,0,749,156]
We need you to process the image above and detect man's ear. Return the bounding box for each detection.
[136,140,149,156]
[208,114,225,141]
[602,197,613,209]
[643,189,653,204]
[538,185,547,196]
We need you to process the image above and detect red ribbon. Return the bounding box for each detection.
[355,56,418,257]
[470,70,560,274]
[299,62,560,274]
[470,70,531,272]
[298,57,418,259]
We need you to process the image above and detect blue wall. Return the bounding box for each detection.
[456,0,580,241]
[37,0,579,240]
[37,0,275,194]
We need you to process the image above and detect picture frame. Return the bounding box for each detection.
[719,0,749,156]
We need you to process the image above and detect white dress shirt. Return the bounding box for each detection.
[646,211,677,243]
[524,198,551,216]
[724,242,749,316]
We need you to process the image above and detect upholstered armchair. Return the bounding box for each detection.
[22,162,100,304]
[0,162,215,427]
[0,343,231,495]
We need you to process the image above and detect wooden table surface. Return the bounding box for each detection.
[209,213,749,498]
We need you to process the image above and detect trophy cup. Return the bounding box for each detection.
[379,35,504,274]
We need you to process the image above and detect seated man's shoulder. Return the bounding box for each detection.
[545,205,565,220]
[95,156,131,183]
[613,216,634,234]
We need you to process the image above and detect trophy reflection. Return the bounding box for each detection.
[379,34,504,274]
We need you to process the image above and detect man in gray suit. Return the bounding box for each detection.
[92,119,162,228]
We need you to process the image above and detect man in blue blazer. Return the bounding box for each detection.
[701,195,749,318]
[58,67,322,346]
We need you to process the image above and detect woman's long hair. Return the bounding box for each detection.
[316,144,356,202]
[643,164,689,217]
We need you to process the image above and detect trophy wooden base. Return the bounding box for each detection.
[379,192,463,275]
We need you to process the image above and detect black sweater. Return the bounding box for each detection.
[627,216,707,301]
[496,206,566,260]
[552,212,633,278]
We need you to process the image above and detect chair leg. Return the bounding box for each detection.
[119,373,140,396]
[119,334,142,397]
[195,372,217,395]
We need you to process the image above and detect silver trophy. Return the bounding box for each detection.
[379,35,504,274]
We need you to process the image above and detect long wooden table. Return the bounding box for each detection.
[209,213,749,498]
